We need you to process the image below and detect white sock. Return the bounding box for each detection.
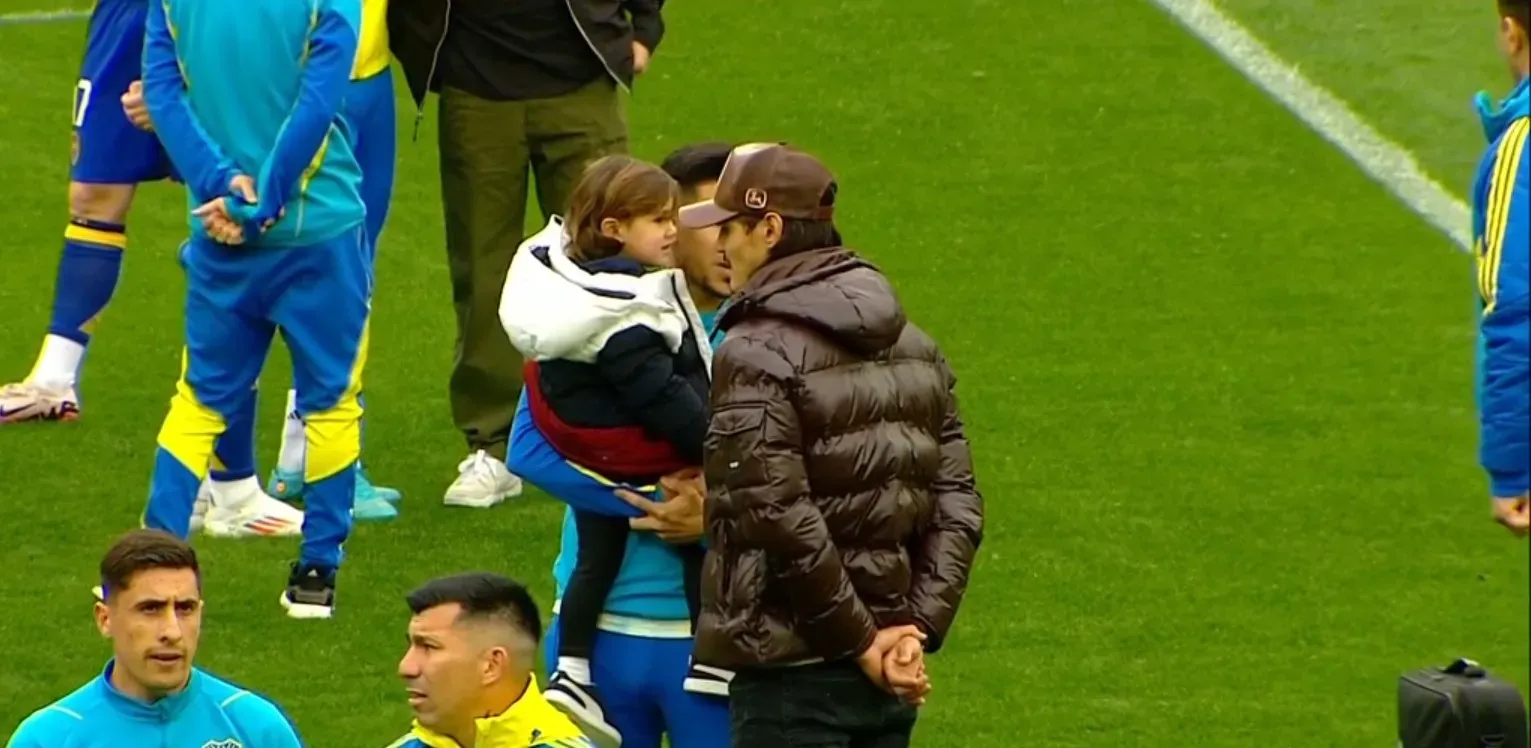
[209,475,260,510]
[557,657,592,685]
[276,388,306,475]
[31,335,85,389]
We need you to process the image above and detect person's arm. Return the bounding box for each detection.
[508,389,647,518]
[714,341,877,660]
[595,327,707,464]
[906,357,984,654]
[239,0,360,228]
[139,0,240,203]
[1478,120,1530,501]
[621,0,665,52]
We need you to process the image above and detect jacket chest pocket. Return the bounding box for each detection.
[704,402,769,497]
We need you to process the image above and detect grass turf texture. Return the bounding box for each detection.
[1,1,1526,745]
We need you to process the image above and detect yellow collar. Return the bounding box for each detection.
[408,680,581,748]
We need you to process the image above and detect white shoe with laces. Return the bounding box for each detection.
[443,450,522,509]
[202,476,304,538]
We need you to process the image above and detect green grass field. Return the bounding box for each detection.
[1,1,1527,745]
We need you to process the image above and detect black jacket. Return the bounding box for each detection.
[388,0,664,113]
[524,254,710,482]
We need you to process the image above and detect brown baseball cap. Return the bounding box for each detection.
[678,142,836,228]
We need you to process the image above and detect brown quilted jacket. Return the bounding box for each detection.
[694,246,984,670]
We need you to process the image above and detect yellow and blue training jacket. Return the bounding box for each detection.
[1470,75,1529,499]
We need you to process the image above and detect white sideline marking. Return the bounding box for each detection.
[1,0,1479,253]
[1148,0,1473,252]
[0,9,88,25]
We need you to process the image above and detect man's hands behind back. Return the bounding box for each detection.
[193,176,284,245]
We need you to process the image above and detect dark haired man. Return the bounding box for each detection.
[1473,0,1530,537]
[678,143,983,746]
[506,142,734,748]
[7,530,302,747]
[389,572,593,747]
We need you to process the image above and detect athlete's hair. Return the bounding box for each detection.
[405,572,542,644]
[660,142,733,199]
[1504,0,1530,31]
[99,529,200,601]
[566,155,680,262]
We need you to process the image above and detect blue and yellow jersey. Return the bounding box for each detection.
[352,0,390,81]
[141,0,366,247]
[385,679,593,748]
[6,661,302,747]
[1470,76,1530,499]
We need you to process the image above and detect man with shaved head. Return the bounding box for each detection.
[388,572,594,747]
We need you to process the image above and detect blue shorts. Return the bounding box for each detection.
[545,617,730,748]
[71,0,173,184]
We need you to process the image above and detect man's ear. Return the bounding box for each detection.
[94,600,112,639]
[599,217,625,242]
[482,645,509,686]
[762,213,784,247]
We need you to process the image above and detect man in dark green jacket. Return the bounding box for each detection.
[388,0,665,508]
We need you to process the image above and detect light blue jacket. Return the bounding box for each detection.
[1470,77,1530,498]
[142,0,366,246]
[6,660,302,747]
[508,311,722,624]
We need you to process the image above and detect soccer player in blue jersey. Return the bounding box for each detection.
[6,530,302,747]
[1474,0,1530,537]
[137,0,371,618]
[0,0,304,539]
[507,142,735,748]
[5,0,400,530]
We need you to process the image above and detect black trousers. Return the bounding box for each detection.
[557,509,704,660]
[729,660,918,748]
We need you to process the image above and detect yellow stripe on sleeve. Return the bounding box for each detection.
[564,461,658,494]
[1480,117,1529,314]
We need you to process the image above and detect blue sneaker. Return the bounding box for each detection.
[357,463,401,504]
[352,464,398,522]
[267,467,306,501]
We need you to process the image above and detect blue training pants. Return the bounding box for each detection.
[210,69,395,480]
[144,227,372,570]
[544,615,730,748]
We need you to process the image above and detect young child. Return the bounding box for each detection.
[499,155,713,745]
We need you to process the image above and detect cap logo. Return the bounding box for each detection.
[743,188,768,210]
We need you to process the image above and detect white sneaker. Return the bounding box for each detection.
[0,381,79,423]
[443,450,522,509]
[202,477,304,538]
[544,672,622,748]
[188,484,211,534]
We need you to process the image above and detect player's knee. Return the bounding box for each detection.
[68,182,135,224]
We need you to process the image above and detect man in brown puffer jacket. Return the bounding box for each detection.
[677,143,985,747]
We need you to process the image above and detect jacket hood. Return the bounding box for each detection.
[721,247,907,354]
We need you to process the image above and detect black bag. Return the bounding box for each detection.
[1399,658,1529,748]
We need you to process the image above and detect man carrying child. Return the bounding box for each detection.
[500,152,719,748]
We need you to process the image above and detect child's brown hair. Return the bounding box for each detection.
[566,155,680,262]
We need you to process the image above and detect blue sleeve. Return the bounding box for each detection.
[239,0,360,227]
[140,0,239,203]
[508,389,650,518]
[5,707,78,748]
[1478,120,1530,498]
[229,693,304,748]
[595,327,708,464]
